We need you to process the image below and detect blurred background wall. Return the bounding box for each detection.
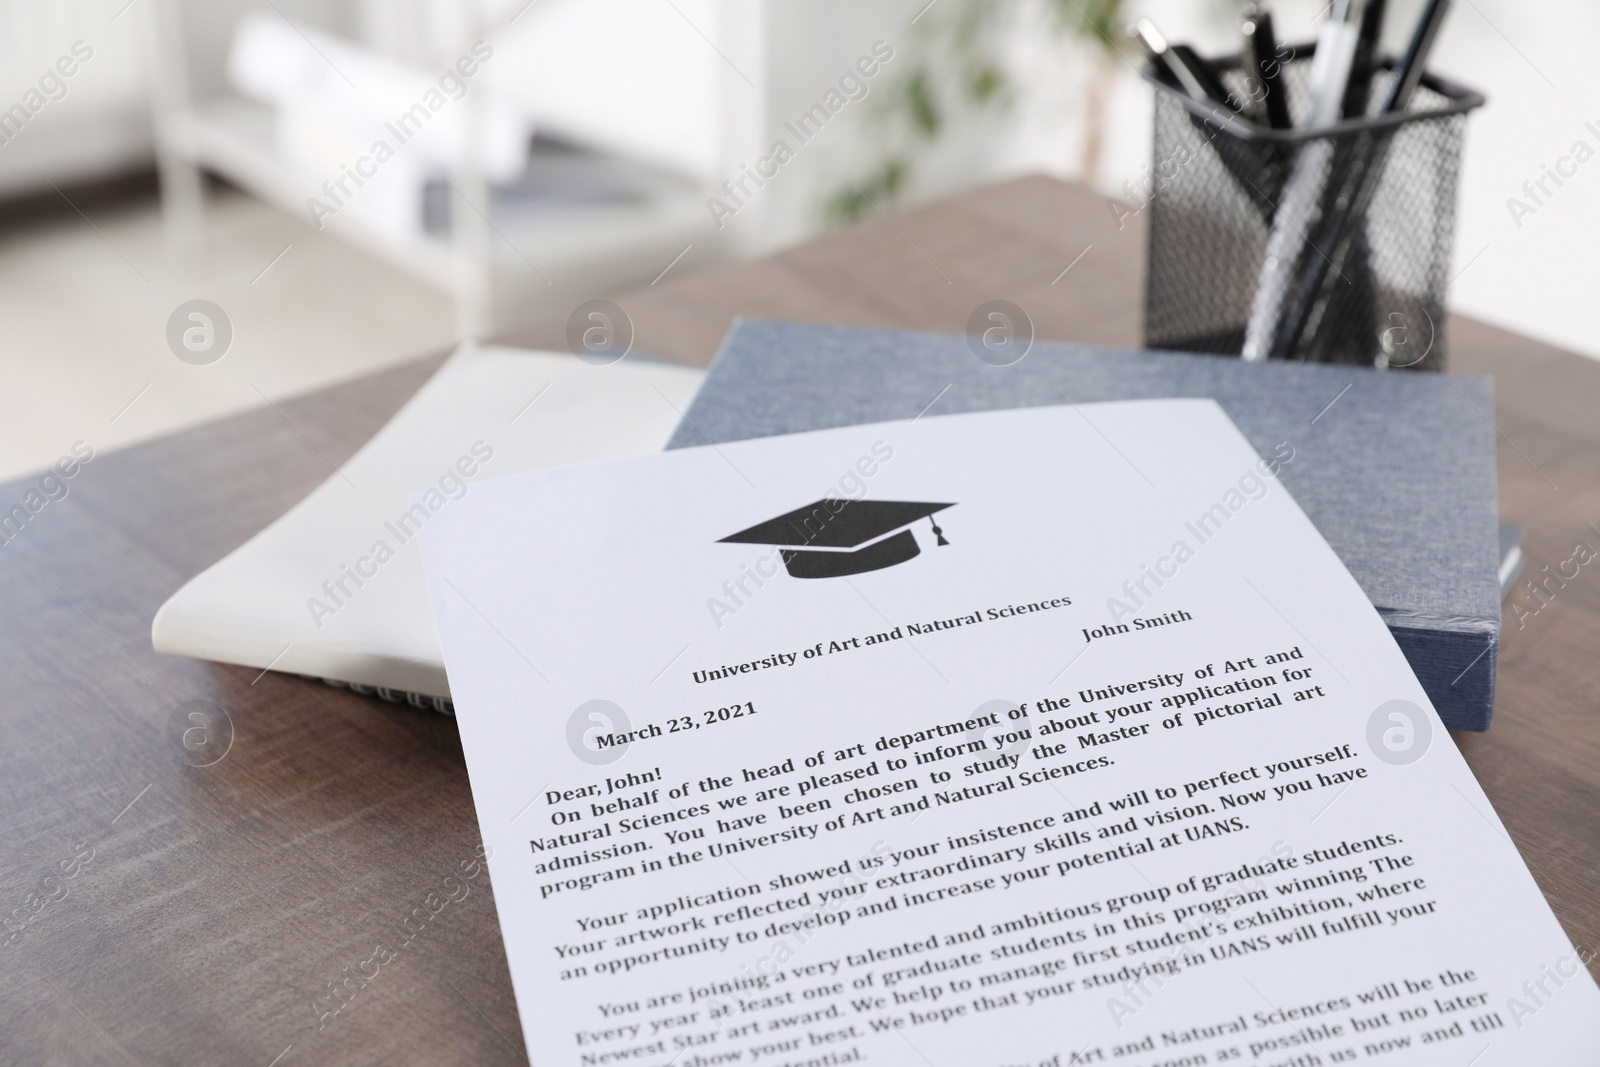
[1,0,1593,480]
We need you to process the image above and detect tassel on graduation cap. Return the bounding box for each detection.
[929,515,948,546]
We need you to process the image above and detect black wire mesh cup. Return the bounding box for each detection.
[1139,47,1484,370]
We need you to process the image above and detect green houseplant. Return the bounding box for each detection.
[826,0,1131,225]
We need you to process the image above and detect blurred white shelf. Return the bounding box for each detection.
[171,95,711,316]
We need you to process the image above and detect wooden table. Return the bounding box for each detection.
[4,176,1596,1064]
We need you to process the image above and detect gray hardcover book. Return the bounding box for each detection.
[665,320,1501,731]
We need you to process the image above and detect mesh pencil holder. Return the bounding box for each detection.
[1139,48,1483,369]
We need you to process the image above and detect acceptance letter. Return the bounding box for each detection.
[422,400,1599,1065]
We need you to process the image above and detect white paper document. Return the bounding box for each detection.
[420,400,1600,1065]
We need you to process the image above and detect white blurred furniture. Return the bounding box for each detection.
[145,0,723,336]
[0,1,152,197]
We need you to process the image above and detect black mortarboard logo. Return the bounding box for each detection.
[720,500,953,579]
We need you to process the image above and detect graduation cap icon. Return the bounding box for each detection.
[720,500,954,579]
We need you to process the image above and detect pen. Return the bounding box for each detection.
[1305,0,1367,128]
[1131,19,1214,107]
[1341,0,1387,120]
[1243,7,1292,130]
[1171,42,1240,113]
[1268,0,1453,362]
[1378,0,1449,112]
[1241,0,1368,361]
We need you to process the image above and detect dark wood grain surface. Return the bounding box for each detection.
[3,176,1595,1064]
